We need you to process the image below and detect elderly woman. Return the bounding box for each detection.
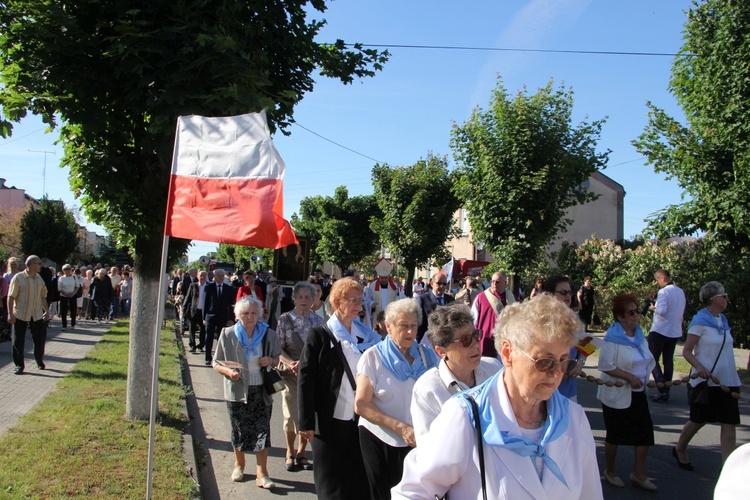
[213,297,280,489]
[393,294,602,500]
[543,276,586,401]
[276,281,323,472]
[354,298,440,500]
[597,293,657,491]
[674,281,740,469]
[411,303,502,445]
[89,268,112,323]
[298,277,373,499]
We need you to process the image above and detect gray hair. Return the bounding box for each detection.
[234,296,263,317]
[494,294,579,352]
[25,255,41,266]
[384,298,422,327]
[699,281,725,305]
[292,281,317,301]
[427,303,474,348]
[62,264,72,271]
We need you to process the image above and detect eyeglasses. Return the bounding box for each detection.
[712,293,728,300]
[625,308,640,317]
[434,281,448,286]
[395,322,419,331]
[344,297,364,304]
[449,329,482,348]
[515,347,577,373]
[554,290,573,297]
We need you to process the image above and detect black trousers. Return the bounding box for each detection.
[203,314,225,362]
[188,310,204,349]
[59,296,77,328]
[359,425,411,500]
[312,418,369,500]
[648,331,679,396]
[12,318,46,369]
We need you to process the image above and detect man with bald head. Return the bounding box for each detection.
[7,255,50,374]
[471,271,515,359]
[416,271,455,341]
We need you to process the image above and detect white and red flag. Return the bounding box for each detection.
[164,110,298,249]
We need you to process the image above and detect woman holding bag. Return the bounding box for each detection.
[674,281,740,469]
[213,297,280,489]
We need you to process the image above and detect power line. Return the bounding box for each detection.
[342,43,679,58]
[293,122,386,164]
[0,127,47,148]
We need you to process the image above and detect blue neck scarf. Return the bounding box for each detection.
[688,308,729,334]
[375,335,439,382]
[328,314,359,345]
[461,370,570,488]
[604,321,648,359]
[235,320,269,360]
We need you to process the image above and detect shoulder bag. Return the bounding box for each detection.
[687,327,726,406]
[262,336,285,395]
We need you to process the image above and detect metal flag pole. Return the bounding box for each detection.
[146,234,170,499]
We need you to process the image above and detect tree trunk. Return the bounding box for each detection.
[126,233,166,420]
[404,261,416,297]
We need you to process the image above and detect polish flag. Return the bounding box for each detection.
[164,110,298,249]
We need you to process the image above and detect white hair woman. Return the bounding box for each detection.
[674,281,740,469]
[393,294,602,499]
[411,302,501,444]
[276,281,323,471]
[213,297,280,489]
[355,298,440,500]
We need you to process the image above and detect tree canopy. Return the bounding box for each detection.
[451,79,609,273]
[0,0,387,419]
[371,155,460,295]
[215,244,274,272]
[291,186,381,272]
[20,198,79,266]
[633,0,750,255]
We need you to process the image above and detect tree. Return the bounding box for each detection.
[451,79,609,273]
[0,1,387,419]
[291,186,382,272]
[633,0,750,255]
[371,155,460,296]
[0,206,25,259]
[215,244,274,271]
[19,198,79,267]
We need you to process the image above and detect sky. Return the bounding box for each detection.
[1,0,694,264]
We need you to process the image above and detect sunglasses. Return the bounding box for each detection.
[713,293,728,300]
[435,281,448,286]
[449,329,482,348]
[625,308,640,317]
[554,290,573,297]
[515,347,577,373]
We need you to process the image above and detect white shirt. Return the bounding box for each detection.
[327,316,362,423]
[357,346,417,447]
[110,274,122,288]
[688,320,741,387]
[650,283,686,338]
[198,283,206,310]
[597,337,656,409]
[58,275,79,296]
[411,358,502,445]
[393,371,603,500]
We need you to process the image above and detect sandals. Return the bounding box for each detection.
[296,455,313,471]
[284,456,296,471]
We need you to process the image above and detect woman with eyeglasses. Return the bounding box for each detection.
[393,294,602,499]
[410,303,501,445]
[354,298,440,500]
[297,277,379,499]
[674,282,740,469]
[597,293,658,492]
[543,276,587,401]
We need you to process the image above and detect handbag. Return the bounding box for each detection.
[261,336,285,395]
[687,326,726,406]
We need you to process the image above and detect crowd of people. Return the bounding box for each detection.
[1,256,132,375]
[168,260,746,498]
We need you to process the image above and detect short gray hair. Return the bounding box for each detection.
[699,281,725,305]
[494,294,579,352]
[427,303,474,348]
[384,298,422,327]
[234,296,263,318]
[292,281,317,301]
[25,255,41,266]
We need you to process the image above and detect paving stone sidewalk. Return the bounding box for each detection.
[0,319,110,437]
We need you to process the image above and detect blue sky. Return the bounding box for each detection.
[1,0,694,264]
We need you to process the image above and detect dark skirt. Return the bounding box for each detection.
[690,386,740,425]
[226,384,272,453]
[602,391,654,446]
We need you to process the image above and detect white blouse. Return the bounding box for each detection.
[688,320,741,387]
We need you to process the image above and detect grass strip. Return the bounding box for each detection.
[0,320,195,499]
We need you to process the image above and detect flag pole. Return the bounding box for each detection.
[146,234,171,499]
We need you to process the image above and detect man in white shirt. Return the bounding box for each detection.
[184,271,208,353]
[648,269,686,402]
[57,264,80,331]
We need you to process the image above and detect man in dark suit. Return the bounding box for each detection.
[202,269,235,365]
[183,270,207,353]
[416,272,455,342]
[179,268,198,333]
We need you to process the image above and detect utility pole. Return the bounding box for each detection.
[28,149,56,197]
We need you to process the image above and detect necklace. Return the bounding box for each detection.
[514,408,546,428]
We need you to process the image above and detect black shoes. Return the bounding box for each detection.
[651,393,669,403]
[37,363,46,370]
[672,447,694,471]
[13,367,23,375]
